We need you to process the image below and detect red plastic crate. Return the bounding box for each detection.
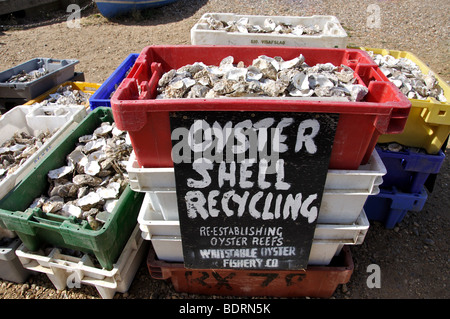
[111,45,411,170]
[146,245,354,298]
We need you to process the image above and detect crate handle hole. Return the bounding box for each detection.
[438,110,446,116]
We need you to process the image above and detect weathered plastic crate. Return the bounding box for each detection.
[24,81,101,109]
[127,149,386,195]
[363,186,428,229]
[147,244,354,298]
[0,58,79,100]
[191,13,348,48]
[15,225,148,299]
[139,198,369,265]
[111,45,411,170]
[0,237,32,283]
[376,145,446,194]
[0,107,144,270]
[137,179,377,224]
[359,47,450,154]
[0,104,87,201]
[89,54,139,110]
[148,233,362,266]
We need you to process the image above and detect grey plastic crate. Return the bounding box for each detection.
[0,238,32,283]
[0,58,79,100]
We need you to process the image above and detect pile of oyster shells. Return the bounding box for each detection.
[205,16,321,35]
[5,67,49,83]
[157,54,368,101]
[0,130,54,182]
[368,52,447,102]
[32,84,92,107]
[28,122,132,230]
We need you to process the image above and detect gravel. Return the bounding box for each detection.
[0,0,449,300]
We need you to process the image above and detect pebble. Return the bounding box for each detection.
[423,238,435,246]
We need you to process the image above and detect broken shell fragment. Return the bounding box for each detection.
[73,174,103,187]
[77,192,103,211]
[104,199,118,213]
[84,161,101,176]
[62,203,83,218]
[87,215,101,230]
[42,196,64,214]
[83,138,106,154]
[48,164,74,180]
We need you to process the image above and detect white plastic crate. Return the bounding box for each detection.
[139,196,369,239]
[0,237,32,283]
[127,150,385,193]
[149,236,360,266]
[14,225,148,299]
[128,149,385,223]
[146,209,369,265]
[325,150,386,193]
[137,183,378,226]
[126,151,176,192]
[0,104,87,201]
[190,13,348,48]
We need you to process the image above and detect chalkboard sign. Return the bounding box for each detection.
[170,111,339,270]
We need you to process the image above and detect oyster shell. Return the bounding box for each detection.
[48,164,74,180]
[42,196,64,214]
[77,192,103,211]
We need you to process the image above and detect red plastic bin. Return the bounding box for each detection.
[146,244,354,298]
[111,45,411,170]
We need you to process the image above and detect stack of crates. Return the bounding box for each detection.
[0,60,98,284]
[0,61,150,298]
[0,107,148,298]
[0,58,81,113]
[110,43,410,298]
[359,48,449,229]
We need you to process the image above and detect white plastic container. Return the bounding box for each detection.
[14,225,148,299]
[0,104,87,201]
[126,151,176,192]
[25,104,85,133]
[138,184,378,225]
[128,150,385,223]
[324,150,386,193]
[0,237,32,283]
[191,13,348,48]
[127,150,385,193]
[146,210,369,265]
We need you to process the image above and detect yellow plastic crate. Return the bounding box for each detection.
[24,82,101,109]
[359,47,450,153]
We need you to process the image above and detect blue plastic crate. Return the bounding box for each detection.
[364,186,428,229]
[89,53,138,110]
[376,145,446,194]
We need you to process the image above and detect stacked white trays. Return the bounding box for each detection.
[128,150,386,266]
[190,13,348,48]
[15,225,148,299]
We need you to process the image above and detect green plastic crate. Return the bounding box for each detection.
[0,107,144,270]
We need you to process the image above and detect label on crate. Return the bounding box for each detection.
[170,111,339,270]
